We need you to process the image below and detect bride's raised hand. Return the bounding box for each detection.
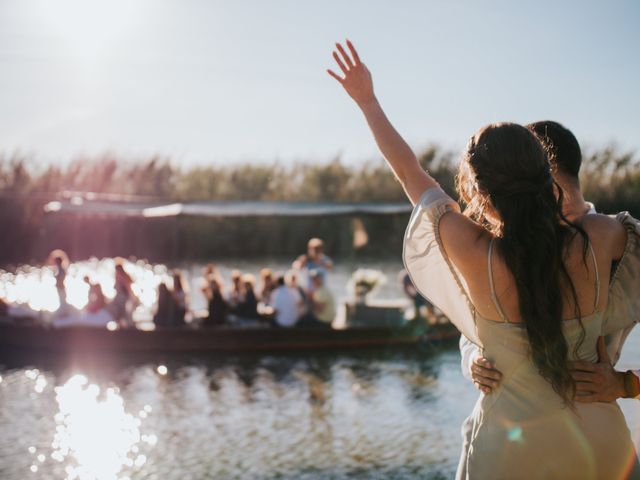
[326,38,435,204]
[327,40,375,106]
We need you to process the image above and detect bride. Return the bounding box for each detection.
[328,40,636,479]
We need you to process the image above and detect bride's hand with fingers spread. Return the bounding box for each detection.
[326,38,434,204]
[327,40,375,106]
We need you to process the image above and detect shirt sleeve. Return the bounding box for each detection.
[403,186,481,345]
[602,212,640,337]
[459,335,481,381]
[604,325,635,367]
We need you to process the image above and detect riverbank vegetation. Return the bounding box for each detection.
[0,145,637,264]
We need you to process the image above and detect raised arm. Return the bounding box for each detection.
[328,40,436,205]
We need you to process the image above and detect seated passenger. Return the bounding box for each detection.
[259,268,275,304]
[286,270,308,319]
[398,269,434,320]
[227,269,245,311]
[154,283,175,327]
[204,277,228,326]
[171,270,188,325]
[303,270,335,328]
[52,291,112,328]
[0,297,8,318]
[235,274,259,320]
[85,276,106,313]
[270,275,303,327]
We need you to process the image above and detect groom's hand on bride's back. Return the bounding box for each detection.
[473,337,630,400]
[570,337,627,402]
[471,357,503,394]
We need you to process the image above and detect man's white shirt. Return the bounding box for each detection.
[270,286,302,327]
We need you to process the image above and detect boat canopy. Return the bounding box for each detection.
[44,199,412,218]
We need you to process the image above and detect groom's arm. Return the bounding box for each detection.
[461,335,503,393]
[459,335,476,381]
[571,337,640,401]
[570,365,639,401]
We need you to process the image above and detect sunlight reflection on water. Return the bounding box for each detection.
[0,336,639,479]
[0,351,471,479]
[0,258,170,316]
[50,374,151,480]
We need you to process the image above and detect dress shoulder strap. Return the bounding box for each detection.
[587,241,600,311]
[488,238,509,323]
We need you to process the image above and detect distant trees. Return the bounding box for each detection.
[0,146,460,202]
[0,144,637,265]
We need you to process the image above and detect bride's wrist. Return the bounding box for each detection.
[358,96,380,112]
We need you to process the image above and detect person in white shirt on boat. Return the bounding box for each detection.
[270,275,303,327]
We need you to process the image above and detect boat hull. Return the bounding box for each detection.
[0,322,459,354]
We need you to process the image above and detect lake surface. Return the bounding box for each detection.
[1,259,640,479]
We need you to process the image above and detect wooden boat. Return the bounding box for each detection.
[0,299,459,355]
[0,318,458,355]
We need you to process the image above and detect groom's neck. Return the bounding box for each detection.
[556,173,589,220]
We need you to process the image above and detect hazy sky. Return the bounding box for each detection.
[0,0,638,166]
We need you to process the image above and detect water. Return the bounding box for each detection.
[1,260,640,479]
[1,334,640,480]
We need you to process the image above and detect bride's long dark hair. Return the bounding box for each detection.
[456,122,588,404]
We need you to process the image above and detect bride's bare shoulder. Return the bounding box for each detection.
[579,213,625,235]
[439,210,492,265]
[578,213,627,260]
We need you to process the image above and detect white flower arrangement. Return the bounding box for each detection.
[348,268,387,300]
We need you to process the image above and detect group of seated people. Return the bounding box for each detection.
[1,240,338,330]
[151,238,337,329]
[195,263,336,329]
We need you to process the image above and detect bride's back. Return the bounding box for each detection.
[461,213,621,325]
[440,122,627,406]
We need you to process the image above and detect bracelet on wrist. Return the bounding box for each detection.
[623,370,640,399]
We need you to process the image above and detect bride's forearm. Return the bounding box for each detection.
[359,97,437,204]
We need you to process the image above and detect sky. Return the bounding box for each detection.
[0,0,638,167]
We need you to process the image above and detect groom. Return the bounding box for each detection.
[462,120,640,401]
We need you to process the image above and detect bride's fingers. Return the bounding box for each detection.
[327,69,344,83]
[332,51,349,75]
[346,39,360,65]
[335,43,354,68]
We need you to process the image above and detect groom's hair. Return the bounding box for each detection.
[526,121,582,179]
